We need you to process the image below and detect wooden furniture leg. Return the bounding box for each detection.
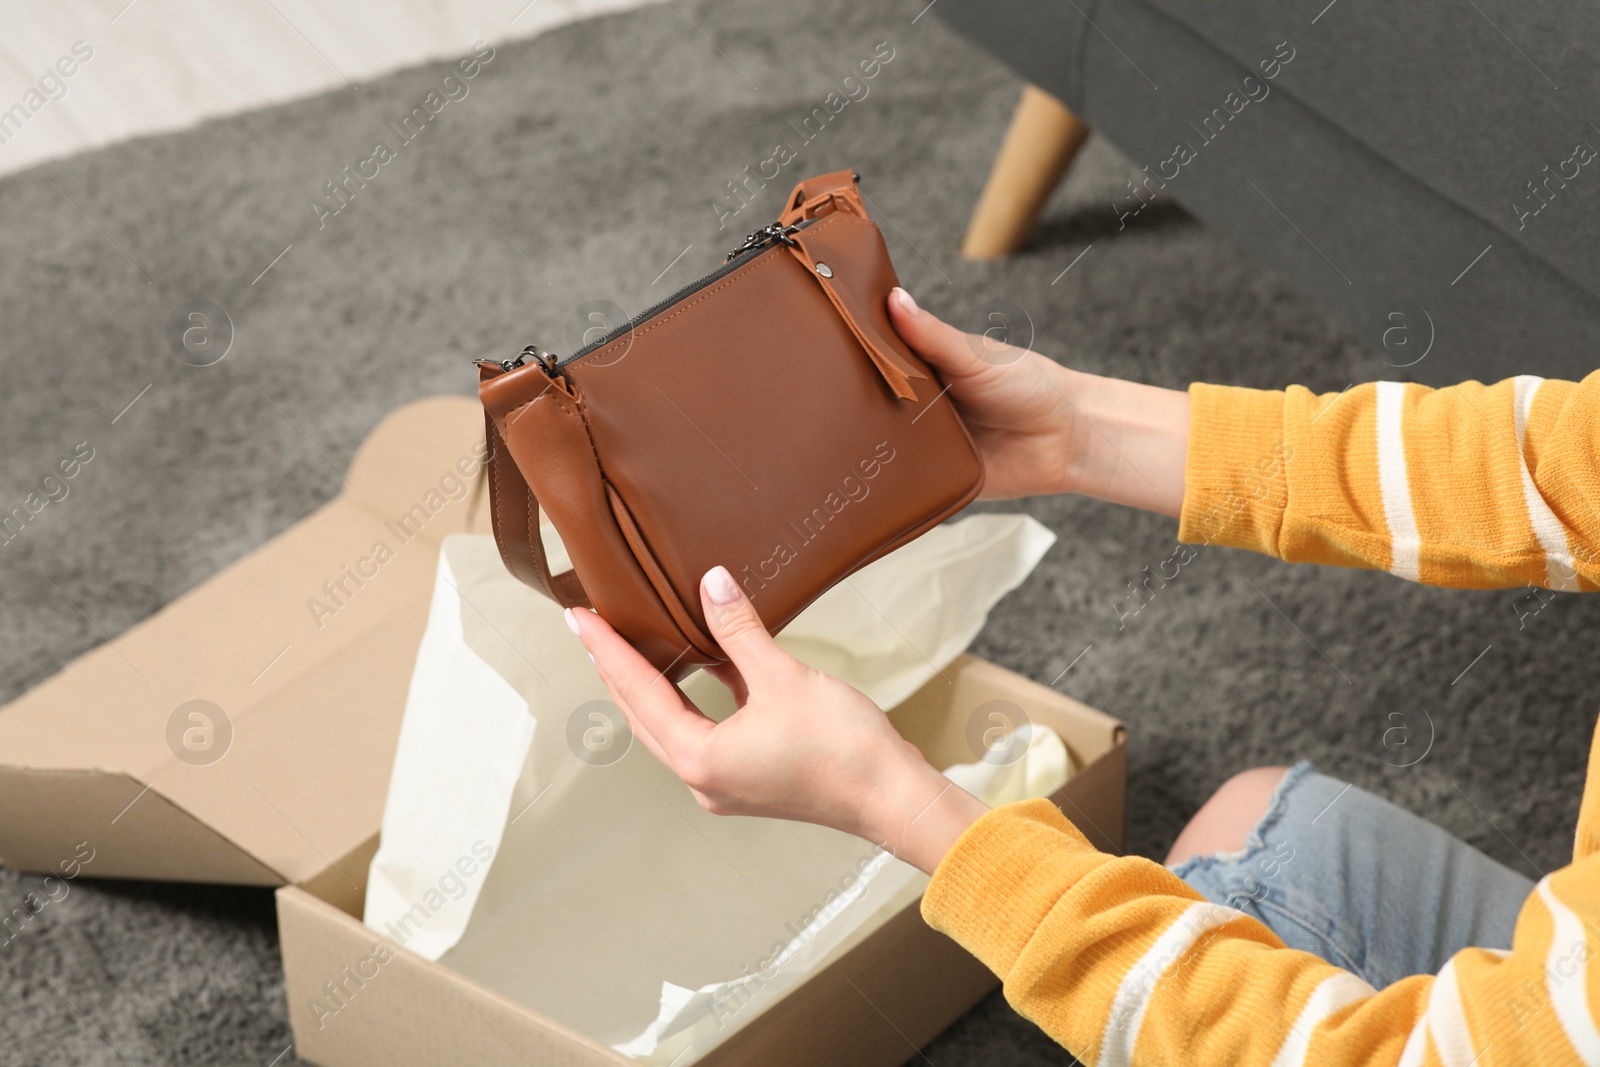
[961,85,1092,260]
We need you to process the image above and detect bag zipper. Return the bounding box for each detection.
[476,218,816,377]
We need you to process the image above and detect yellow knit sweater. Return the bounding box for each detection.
[922,374,1600,1066]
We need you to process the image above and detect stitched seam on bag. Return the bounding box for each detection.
[579,213,852,367]
[572,406,702,657]
[556,400,615,601]
[489,422,508,565]
[541,381,608,553]
[555,392,605,479]
[555,389,708,654]
[606,485,719,657]
[812,212,873,230]
[526,475,548,588]
[556,387,600,607]
[534,391,592,601]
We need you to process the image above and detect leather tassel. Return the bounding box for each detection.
[851,323,921,401]
[783,239,923,402]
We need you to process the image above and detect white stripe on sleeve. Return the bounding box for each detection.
[1398,949,1508,1067]
[1096,901,1241,1067]
[1268,970,1376,1067]
[1513,376,1581,591]
[1426,958,1478,1067]
[1376,381,1421,582]
[1537,879,1600,1063]
[1395,1011,1428,1067]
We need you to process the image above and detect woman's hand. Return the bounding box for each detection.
[888,287,1190,517]
[566,564,990,875]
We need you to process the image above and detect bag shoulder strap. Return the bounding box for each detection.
[483,410,591,609]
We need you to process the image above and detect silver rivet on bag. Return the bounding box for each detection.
[814,262,833,278]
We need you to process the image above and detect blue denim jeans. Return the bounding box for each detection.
[1170,761,1535,990]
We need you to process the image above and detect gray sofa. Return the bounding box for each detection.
[937,0,1600,386]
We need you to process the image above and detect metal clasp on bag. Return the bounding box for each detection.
[473,345,560,376]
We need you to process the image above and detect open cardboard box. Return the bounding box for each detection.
[0,397,1126,1066]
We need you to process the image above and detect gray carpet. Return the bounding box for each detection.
[3,0,1597,1064]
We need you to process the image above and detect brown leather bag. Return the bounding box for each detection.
[477,170,984,679]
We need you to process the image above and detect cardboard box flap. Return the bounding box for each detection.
[0,396,490,885]
[0,767,282,883]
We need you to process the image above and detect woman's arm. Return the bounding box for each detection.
[919,791,1600,1067]
[568,567,1598,1067]
[891,288,1600,590]
[1177,377,1600,589]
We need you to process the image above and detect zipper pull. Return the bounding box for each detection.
[725,222,801,263]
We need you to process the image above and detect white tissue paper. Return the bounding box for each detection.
[365,514,1065,1063]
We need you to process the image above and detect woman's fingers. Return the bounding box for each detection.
[590,664,674,768]
[610,691,674,769]
[567,606,712,767]
[702,660,749,705]
[700,566,792,680]
[886,286,1004,381]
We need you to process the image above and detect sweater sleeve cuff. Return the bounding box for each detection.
[919,798,1111,980]
[1177,382,1292,557]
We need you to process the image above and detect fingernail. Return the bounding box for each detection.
[892,287,918,316]
[703,565,740,605]
[564,607,580,635]
[586,651,594,663]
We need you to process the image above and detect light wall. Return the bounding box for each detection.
[0,0,655,177]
